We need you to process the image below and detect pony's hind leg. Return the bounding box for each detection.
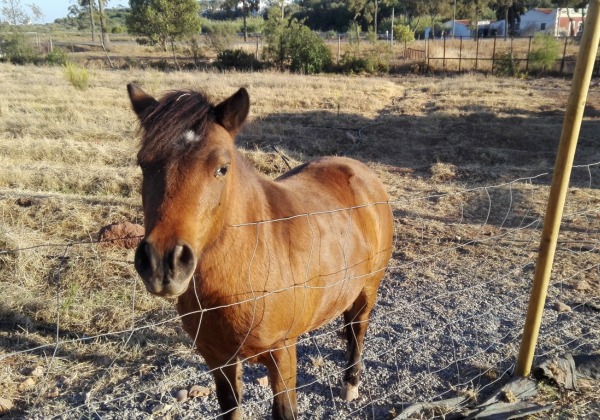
[341,287,377,401]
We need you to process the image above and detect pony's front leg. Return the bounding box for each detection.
[260,339,298,420]
[204,353,243,420]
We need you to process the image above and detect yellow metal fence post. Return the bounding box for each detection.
[515,0,600,377]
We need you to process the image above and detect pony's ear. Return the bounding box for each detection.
[214,88,250,135]
[127,83,158,120]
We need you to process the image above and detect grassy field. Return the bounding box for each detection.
[1,62,599,417]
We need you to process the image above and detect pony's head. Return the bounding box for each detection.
[127,83,249,297]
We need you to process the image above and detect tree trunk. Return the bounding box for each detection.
[170,38,181,70]
[505,7,509,40]
[374,0,378,37]
[96,0,114,68]
[89,1,96,42]
[474,5,479,41]
[243,0,248,42]
[97,0,110,49]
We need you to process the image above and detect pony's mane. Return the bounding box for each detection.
[137,90,215,164]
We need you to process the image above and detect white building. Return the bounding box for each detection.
[518,8,586,37]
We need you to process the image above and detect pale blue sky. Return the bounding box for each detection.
[25,1,127,24]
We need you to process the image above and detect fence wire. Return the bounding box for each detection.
[1,163,599,418]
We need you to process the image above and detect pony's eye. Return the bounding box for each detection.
[215,164,229,178]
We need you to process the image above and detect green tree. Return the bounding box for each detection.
[264,18,332,73]
[126,0,201,52]
[348,0,375,44]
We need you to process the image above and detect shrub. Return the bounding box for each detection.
[285,23,332,73]
[0,32,41,64]
[200,17,265,35]
[46,48,68,66]
[264,19,331,74]
[148,59,171,71]
[216,49,261,71]
[393,24,414,43]
[205,24,236,54]
[135,37,151,46]
[340,55,374,74]
[187,37,204,66]
[63,62,89,91]
[346,21,361,45]
[111,26,125,34]
[325,30,338,40]
[245,17,266,34]
[529,33,560,73]
[494,51,519,76]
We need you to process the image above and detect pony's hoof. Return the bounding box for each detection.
[340,382,359,401]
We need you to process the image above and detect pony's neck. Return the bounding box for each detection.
[227,149,270,224]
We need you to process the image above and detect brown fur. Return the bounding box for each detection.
[128,83,394,420]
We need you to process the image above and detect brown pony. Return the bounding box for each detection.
[127,83,393,419]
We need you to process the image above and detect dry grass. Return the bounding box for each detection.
[1,62,599,417]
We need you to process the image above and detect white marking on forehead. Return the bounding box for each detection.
[183,130,199,143]
[176,93,191,101]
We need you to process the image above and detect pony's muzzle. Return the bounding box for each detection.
[134,239,197,297]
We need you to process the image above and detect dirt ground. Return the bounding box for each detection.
[0,64,599,418]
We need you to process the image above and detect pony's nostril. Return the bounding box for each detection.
[134,240,154,277]
[171,243,196,276]
[178,244,194,267]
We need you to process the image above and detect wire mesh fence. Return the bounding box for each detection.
[1,163,599,418]
[402,36,598,76]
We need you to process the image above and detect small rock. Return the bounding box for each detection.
[18,377,35,390]
[48,387,60,398]
[151,403,172,415]
[15,197,36,207]
[503,389,517,403]
[175,388,188,402]
[29,366,44,377]
[189,385,211,398]
[0,397,13,413]
[575,280,592,291]
[255,375,270,387]
[555,301,572,312]
[56,375,72,388]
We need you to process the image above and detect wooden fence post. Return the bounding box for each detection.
[475,36,479,70]
[443,35,446,70]
[492,36,497,74]
[560,36,569,74]
[515,0,600,378]
[459,37,463,72]
[525,36,532,72]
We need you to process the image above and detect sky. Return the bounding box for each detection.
[27,0,73,23]
[23,1,126,24]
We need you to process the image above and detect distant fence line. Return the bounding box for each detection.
[5,30,600,77]
[402,35,600,76]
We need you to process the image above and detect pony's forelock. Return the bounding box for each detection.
[137,90,215,164]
